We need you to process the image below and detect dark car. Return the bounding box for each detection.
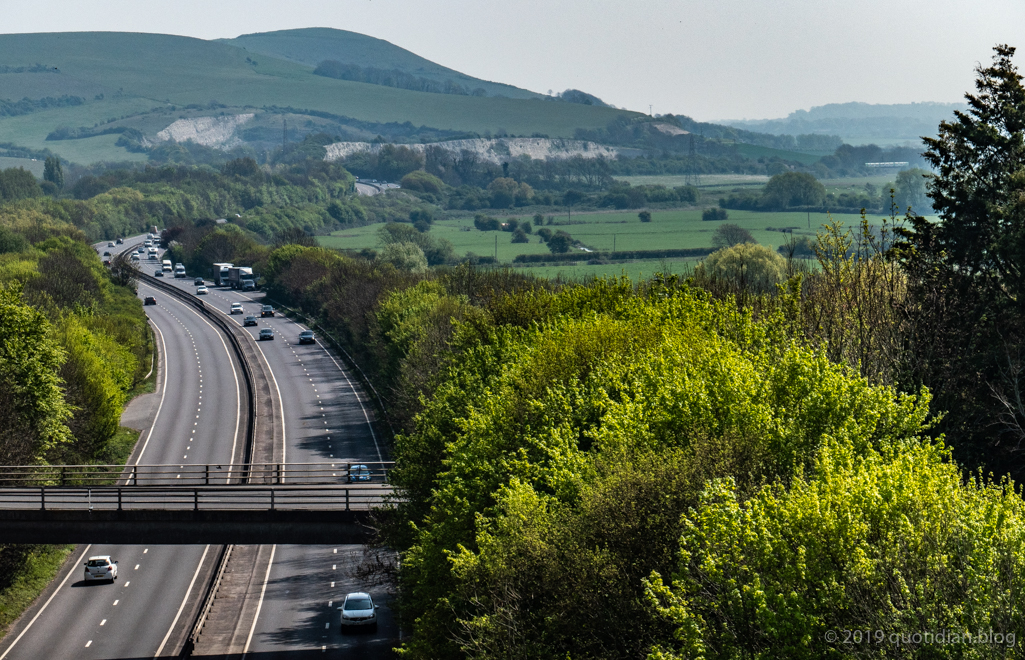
[243,315,258,327]
[115,238,123,244]
[144,296,156,305]
[298,330,315,344]
[194,277,205,286]
[261,305,275,318]
[154,270,163,277]
[103,251,111,256]
[258,328,274,340]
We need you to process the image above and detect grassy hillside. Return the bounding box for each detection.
[220,28,538,99]
[0,31,636,165]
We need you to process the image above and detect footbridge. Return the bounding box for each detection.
[0,462,394,544]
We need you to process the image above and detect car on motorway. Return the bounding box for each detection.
[339,592,378,630]
[144,296,156,305]
[196,286,209,295]
[258,328,273,340]
[347,464,372,482]
[243,315,258,326]
[103,251,111,256]
[154,269,163,277]
[84,556,118,583]
[116,238,123,244]
[131,254,140,261]
[194,277,205,286]
[261,304,274,317]
[107,242,115,247]
[298,330,316,344]
[230,302,243,314]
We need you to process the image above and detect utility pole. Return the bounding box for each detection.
[808,211,811,230]
[494,234,497,261]
[613,234,616,254]
[649,104,653,117]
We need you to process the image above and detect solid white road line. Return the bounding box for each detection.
[133,312,169,466]
[0,545,92,659]
[154,545,210,657]
[241,544,277,658]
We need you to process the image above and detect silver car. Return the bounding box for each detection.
[339,592,377,631]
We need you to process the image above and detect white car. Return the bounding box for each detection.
[196,286,209,295]
[339,592,378,630]
[230,302,243,314]
[84,555,118,583]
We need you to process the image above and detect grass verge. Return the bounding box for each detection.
[0,545,76,640]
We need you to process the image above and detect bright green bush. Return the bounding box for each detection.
[647,439,1025,660]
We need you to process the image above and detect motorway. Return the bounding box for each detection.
[0,236,244,659]
[160,271,396,657]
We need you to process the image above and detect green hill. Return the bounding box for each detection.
[219,27,538,99]
[0,31,636,165]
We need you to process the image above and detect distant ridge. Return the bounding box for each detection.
[721,101,966,145]
[219,27,539,99]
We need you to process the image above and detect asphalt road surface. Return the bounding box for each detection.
[163,271,397,658]
[0,237,243,659]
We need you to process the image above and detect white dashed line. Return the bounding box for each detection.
[100,619,106,626]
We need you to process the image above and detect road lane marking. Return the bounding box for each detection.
[100,619,106,626]
[0,544,92,660]
[113,600,119,606]
[143,549,148,553]
[155,544,210,657]
[133,314,170,466]
[241,545,276,658]
[134,564,139,570]
[85,640,92,648]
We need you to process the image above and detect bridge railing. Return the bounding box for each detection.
[0,462,395,487]
[0,484,393,512]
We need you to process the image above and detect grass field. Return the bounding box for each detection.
[0,157,44,176]
[321,207,890,280]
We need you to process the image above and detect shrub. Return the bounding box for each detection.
[473,214,501,231]
[511,228,529,243]
[702,207,728,221]
[639,211,652,223]
[400,170,445,195]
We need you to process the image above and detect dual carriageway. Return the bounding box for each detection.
[0,236,396,658]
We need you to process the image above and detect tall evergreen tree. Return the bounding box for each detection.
[43,156,64,190]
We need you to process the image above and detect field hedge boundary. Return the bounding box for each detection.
[513,247,715,263]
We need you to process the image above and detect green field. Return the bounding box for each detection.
[321,207,890,280]
[0,156,44,176]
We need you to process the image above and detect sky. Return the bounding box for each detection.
[3,0,1023,121]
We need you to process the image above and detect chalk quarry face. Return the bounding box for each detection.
[323,137,621,165]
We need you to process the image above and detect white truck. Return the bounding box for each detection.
[212,262,233,286]
[174,263,186,278]
[226,266,255,290]
[162,259,172,272]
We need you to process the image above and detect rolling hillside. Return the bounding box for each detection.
[219,28,539,99]
[0,31,635,165]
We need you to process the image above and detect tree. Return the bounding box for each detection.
[274,226,317,248]
[0,284,73,464]
[638,211,652,223]
[896,45,1025,473]
[696,242,785,294]
[702,208,728,221]
[0,168,41,202]
[893,168,933,213]
[410,209,435,233]
[43,156,64,190]
[382,241,428,273]
[547,232,573,254]
[401,170,445,194]
[761,171,825,209]
[511,228,529,243]
[488,178,519,208]
[711,223,755,249]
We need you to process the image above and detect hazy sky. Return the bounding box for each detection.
[4,0,1023,121]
